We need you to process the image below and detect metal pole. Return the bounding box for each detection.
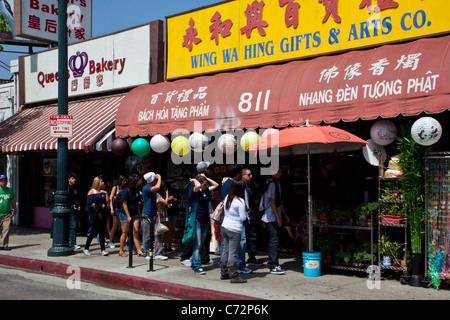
[48,0,73,257]
[307,146,313,252]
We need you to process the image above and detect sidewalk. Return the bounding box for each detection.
[0,226,449,300]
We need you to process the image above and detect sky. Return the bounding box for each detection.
[0,0,223,80]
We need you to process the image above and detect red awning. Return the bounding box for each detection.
[116,35,450,138]
[0,94,125,153]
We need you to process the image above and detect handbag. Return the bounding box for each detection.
[155,216,169,236]
[182,199,197,245]
[211,200,224,225]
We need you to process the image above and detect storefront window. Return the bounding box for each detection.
[43,158,57,207]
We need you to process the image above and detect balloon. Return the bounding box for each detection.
[150,134,170,153]
[218,134,237,154]
[240,131,261,152]
[189,132,208,152]
[131,138,151,157]
[171,136,191,156]
[111,138,129,156]
[370,120,397,146]
[411,117,442,146]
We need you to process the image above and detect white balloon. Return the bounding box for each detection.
[150,134,170,153]
[370,120,397,146]
[188,132,208,152]
[218,134,237,154]
[411,117,442,146]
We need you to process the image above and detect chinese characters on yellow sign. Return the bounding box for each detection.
[166,0,450,79]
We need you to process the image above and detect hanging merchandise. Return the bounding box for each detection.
[150,134,170,153]
[131,138,151,157]
[111,138,129,156]
[240,131,261,152]
[411,117,442,146]
[218,133,237,154]
[171,135,191,156]
[425,153,450,290]
[370,120,397,146]
[188,132,208,152]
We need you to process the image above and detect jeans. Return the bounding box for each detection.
[191,220,210,271]
[141,215,163,257]
[221,224,246,271]
[267,222,279,269]
[69,211,78,247]
[221,227,241,268]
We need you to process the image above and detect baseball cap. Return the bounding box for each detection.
[0,175,7,179]
[196,161,210,173]
[144,172,155,184]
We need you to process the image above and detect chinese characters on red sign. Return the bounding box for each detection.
[181,0,402,51]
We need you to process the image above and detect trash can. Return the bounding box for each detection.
[302,251,321,277]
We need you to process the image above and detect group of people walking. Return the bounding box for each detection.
[43,162,290,284]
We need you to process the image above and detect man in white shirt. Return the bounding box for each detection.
[261,168,289,274]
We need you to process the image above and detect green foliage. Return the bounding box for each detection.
[379,235,401,258]
[355,201,378,220]
[396,126,431,254]
[0,13,11,52]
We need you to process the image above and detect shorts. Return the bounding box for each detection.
[119,210,128,223]
[113,207,121,217]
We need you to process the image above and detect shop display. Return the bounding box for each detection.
[425,153,450,289]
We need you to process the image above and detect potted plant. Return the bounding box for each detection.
[380,202,406,224]
[379,235,401,266]
[396,127,431,286]
[355,201,378,227]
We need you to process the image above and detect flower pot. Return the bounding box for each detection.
[409,253,425,287]
[382,256,392,266]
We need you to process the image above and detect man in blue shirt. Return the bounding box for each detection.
[141,172,167,260]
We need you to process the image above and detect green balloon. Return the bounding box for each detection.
[131,138,151,157]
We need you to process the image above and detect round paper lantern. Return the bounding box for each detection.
[218,134,237,154]
[411,117,442,146]
[189,132,208,152]
[111,138,129,156]
[240,131,261,152]
[262,128,279,138]
[370,120,397,146]
[131,138,151,157]
[150,134,170,153]
[171,135,191,156]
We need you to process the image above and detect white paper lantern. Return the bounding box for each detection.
[370,120,397,146]
[150,134,170,153]
[188,132,208,152]
[411,117,442,146]
[218,134,237,154]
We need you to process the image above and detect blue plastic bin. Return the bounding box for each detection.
[302,251,321,277]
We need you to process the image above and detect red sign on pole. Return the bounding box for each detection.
[50,115,73,138]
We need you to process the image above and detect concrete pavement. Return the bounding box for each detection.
[0,226,449,300]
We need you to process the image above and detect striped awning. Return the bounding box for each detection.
[0,94,125,153]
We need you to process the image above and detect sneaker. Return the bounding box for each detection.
[180,259,191,267]
[238,267,253,274]
[270,266,286,275]
[83,249,91,256]
[101,250,109,256]
[73,245,81,249]
[144,256,152,260]
[155,255,168,260]
[194,268,206,275]
[107,243,116,249]
[203,259,217,266]
[247,259,263,266]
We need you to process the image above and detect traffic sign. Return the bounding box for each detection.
[50,115,73,138]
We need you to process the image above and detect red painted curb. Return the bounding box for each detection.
[0,255,262,300]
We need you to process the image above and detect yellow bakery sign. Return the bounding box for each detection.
[166,0,450,79]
